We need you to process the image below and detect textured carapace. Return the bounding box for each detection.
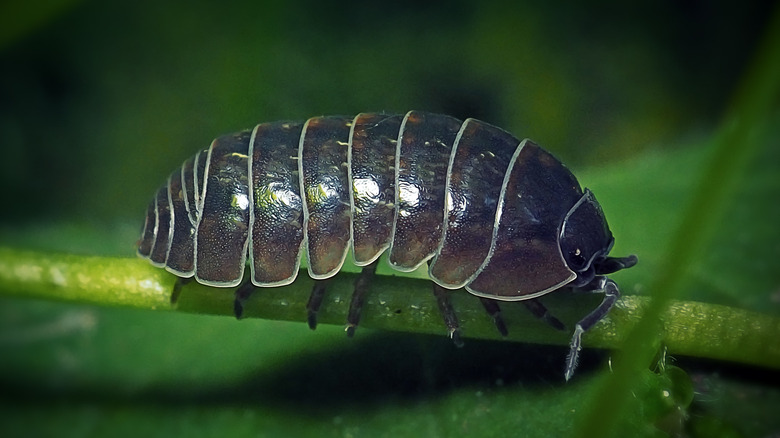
[138,111,637,380]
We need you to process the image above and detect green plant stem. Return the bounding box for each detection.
[1,246,778,370]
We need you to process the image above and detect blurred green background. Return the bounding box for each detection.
[1,0,778,437]
[0,0,770,228]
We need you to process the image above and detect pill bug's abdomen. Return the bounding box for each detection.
[428,119,520,289]
[466,141,580,300]
[348,113,402,265]
[165,165,196,276]
[138,110,639,381]
[300,116,354,279]
[138,111,580,296]
[248,121,305,286]
[195,131,253,287]
[388,112,462,271]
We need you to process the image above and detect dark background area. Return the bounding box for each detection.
[0,0,772,227]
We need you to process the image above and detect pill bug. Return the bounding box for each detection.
[137,111,637,380]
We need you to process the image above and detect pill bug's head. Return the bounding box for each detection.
[559,189,637,286]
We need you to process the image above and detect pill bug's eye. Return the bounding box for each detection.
[568,248,586,271]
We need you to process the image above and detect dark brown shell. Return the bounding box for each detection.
[137,111,590,300]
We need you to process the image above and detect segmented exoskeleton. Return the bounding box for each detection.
[138,111,637,380]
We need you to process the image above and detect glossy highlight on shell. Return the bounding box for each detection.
[137,111,637,380]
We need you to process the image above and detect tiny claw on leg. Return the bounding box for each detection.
[565,325,585,382]
[234,300,243,319]
[479,298,508,337]
[432,283,463,347]
[449,327,464,348]
[306,279,329,330]
[345,261,378,338]
[170,277,192,305]
[564,277,620,381]
[233,281,255,319]
[307,312,318,331]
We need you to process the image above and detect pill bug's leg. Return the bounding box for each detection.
[170,277,193,305]
[233,281,256,319]
[522,299,566,331]
[565,277,620,381]
[306,279,330,330]
[346,260,379,337]
[432,283,464,347]
[479,298,508,337]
